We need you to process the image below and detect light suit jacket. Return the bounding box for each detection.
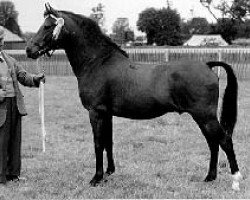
[0,51,37,127]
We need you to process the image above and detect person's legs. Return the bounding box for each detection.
[6,98,22,180]
[0,99,12,184]
[0,125,8,184]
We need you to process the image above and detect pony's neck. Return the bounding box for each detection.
[63,31,122,77]
[63,31,100,76]
[60,15,128,76]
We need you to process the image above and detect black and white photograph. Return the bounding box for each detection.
[0,0,249,199]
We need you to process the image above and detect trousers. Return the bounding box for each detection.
[0,97,21,183]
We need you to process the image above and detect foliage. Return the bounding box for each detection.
[211,18,238,44]
[236,19,250,38]
[208,18,250,44]
[111,17,134,45]
[137,7,182,46]
[181,18,211,42]
[200,0,250,43]
[200,0,250,21]
[89,3,106,33]
[0,1,22,36]
[180,21,191,42]
[136,8,158,45]
[187,18,211,34]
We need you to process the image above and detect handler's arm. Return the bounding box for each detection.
[14,61,45,87]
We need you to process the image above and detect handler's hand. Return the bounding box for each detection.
[0,88,6,96]
[0,89,6,103]
[33,73,45,87]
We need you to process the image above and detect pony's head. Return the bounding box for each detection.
[26,3,128,61]
[26,3,67,59]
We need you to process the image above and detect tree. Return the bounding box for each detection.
[89,3,106,33]
[136,8,158,45]
[236,19,250,38]
[213,18,238,44]
[0,1,22,36]
[111,18,134,45]
[137,7,182,46]
[200,0,218,20]
[200,0,250,43]
[200,0,250,21]
[180,18,212,43]
[187,18,211,34]
[180,20,191,42]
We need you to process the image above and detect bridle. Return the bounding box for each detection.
[39,14,65,57]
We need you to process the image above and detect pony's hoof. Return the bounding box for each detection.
[103,168,115,181]
[89,175,103,187]
[204,175,216,182]
[105,167,115,176]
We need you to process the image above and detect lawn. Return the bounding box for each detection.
[0,76,249,199]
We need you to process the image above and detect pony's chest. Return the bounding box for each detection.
[77,77,107,109]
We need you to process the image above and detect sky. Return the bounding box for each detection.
[11,0,222,35]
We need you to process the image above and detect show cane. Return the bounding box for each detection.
[37,59,46,152]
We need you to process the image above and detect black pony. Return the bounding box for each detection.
[26,4,242,190]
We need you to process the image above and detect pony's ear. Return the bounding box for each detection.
[45,2,50,12]
[45,3,59,17]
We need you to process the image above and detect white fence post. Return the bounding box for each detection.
[218,49,222,78]
[165,48,169,62]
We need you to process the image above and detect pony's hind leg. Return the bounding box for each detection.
[193,114,242,190]
[193,116,221,181]
[219,131,242,190]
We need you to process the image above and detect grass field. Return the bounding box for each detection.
[0,76,249,199]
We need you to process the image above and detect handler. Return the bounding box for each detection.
[0,26,45,184]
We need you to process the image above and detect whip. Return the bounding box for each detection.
[37,59,46,152]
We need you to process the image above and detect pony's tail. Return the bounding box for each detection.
[206,61,238,137]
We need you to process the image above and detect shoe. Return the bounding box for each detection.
[0,181,6,185]
[0,182,6,189]
[6,175,27,182]
[0,176,6,184]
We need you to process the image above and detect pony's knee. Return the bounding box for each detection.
[219,133,233,148]
[204,119,222,138]
[205,120,218,132]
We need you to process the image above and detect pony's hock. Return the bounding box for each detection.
[26,3,242,190]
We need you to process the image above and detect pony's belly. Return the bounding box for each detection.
[112,100,172,119]
[113,109,167,119]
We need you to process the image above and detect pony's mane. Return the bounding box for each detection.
[45,9,128,58]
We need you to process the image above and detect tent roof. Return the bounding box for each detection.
[184,34,228,46]
[2,27,24,42]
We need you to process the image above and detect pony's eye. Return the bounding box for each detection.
[44,25,51,30]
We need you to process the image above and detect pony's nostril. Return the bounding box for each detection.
[26,47,31,54]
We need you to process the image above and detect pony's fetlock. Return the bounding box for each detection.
[232,171,243,191]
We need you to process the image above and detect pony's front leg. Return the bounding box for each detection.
[103,115,115,177]
[89,110,105,186]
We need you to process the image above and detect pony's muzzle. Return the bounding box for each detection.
[26,46,40,59]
